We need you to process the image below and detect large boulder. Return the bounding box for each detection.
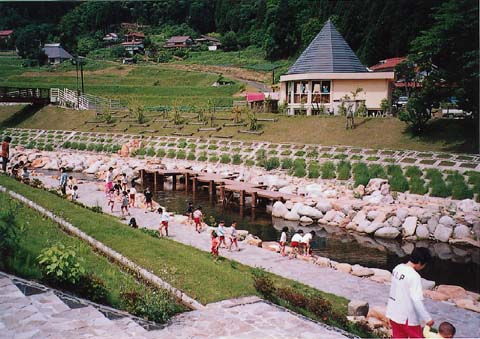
[396,208,409,222]
[457,199,478,213]
[290,202,305,215]
[323,210,337,222]
[298,205,323,219]
[388,216,402,228]
[272,201,289,218]
[365,222,385,234]
[316,200,332,213]
[374,227,400,239]
[351,264,374,277]
[436,285,467,299]
[439,215,455,227]
[453,224,471,239]
[335,263,352,273]
[284,211,300,221]
[402,217,418,236]
[300,216,314,224]
[348,300,369,317]
[245,234,262,247]
[352,211,367,225]
[357,219,372,233]
[434,224,453,242]
[363,191,383,204]
[415,224,430,239]
[366,178,388,194]
[427,216,439,233]
[367,210,380,221]
[380,183,390,196]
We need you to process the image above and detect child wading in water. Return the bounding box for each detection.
[228,221,240,252]
[211,231,220,260]
[121,191,130,218]
[280,227,288,257]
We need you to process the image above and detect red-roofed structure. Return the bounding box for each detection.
[370,57,406,72]
[0,30,14,37]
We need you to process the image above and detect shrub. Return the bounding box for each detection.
[447,172,473,199]
[405,166,423,178]
[409,176,428,195]
[146,148,156,157]
[292,158,306,177]
[245,159,255,166]
[44,144,54,151]
[208,144,218,150]
[294,150,305,157]
[387,164,403,176]
[425,168,443,180]
[389,171,409,192]
[156,149,166,157]
[78,143,87,151]
[256,149,267,167]
[281,150,292,156]
[187,153,196,161]
[37,244,85,285]
[353,163,370,186]
[209,155,219,163]
[276,287,309,308]
[306,295,333,319]
[368,164,387,179]
[78,273,108,304]
[264,157,280,171]
[232,154,242,165]
[251,268,276,301]
[94,144,104,152]
[281,158,293,169]
[220,154,231,164]
[0,199,21,257]
[198,152,207,161]
[429,177,451,197]
[87,143,95,151]
[306,161,319,178]
[336,161,351,180]
[176,150,186,159]
[307,150,319,158]
[320,161,334,179]
[167,150,176,158]
[177,140,187,148]
[26,141,36,149]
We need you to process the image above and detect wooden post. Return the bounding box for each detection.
[251,192,258,208]
[239,190,245,206]
[154,172,157,192]
[159,174,164,190]
[209,180,215,196]
[172,174,177,191]
[219,185,225,205]
[185,173,190,192]
[140,169,144,190]
[192,177,197,193]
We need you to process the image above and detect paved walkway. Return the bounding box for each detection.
[36,176,480,338]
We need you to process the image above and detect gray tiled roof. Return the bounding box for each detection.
[287,20,368,74]
[43,44,73,59]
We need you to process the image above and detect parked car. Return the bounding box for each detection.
[394,96,408,108]
[441,109,473,119]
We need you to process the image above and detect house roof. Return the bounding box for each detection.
[0,30,13,36]
[370,57,406,71]
[166,36,192,43]
[42,44,73,59]
[287,20,368,75]
[126,32,144,38]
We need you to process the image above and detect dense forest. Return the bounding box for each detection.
[0,0,478,115]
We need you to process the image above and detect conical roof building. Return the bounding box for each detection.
[279,20,394,115]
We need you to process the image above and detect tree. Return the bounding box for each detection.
[15,24,51,64]
[76,37,100,56]
[221,31,239,51]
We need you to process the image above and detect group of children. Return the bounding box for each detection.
[10,160,31,183]
[279,227,316,258]
[210,220,240,259]
[59,167,79,200]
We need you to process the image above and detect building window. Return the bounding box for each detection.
[287,82,292,104]
[294,81,308,104]
[312,80,331,104]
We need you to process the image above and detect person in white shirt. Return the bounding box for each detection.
[193,207,203,233]
[279,227,288,257]
[158,207,170,237]
[289,230,303,258]
[386,247,434,338]
[301,230,315,256]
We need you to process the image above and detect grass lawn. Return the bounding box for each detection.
[0,104,477,153]
[0,192,167,309]
[0,175,348,312]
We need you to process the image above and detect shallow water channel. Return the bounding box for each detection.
[153,187,480,293]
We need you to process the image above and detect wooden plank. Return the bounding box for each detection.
[198,127,222,132]
[238,129,264,135]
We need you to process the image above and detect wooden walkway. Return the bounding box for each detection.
[139,169,296,210]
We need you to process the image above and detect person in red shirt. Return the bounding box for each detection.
[211,231,220,259]
[1,136,12,173]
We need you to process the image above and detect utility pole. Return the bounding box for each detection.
[80,58,84,94]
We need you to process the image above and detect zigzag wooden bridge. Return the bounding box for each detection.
[0,86,50,105]
[139,169,296,211]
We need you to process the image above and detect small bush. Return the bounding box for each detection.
[245,159,255,166]
[146,148,156,157]
[447,172,473,199]
[429,177,451,197]
[220,154,231,164]
[207,144,218,150]
[256,149,267,167]
[78,143,87,151]
[292,158,307,177]
[409,176,428,195]
[177,140,187,148]
[390,171,409,192]
[232,154,242,165]
[425,168,443,180]
[156,149,166,157]
[209,155,219,163]
[294,150,305,157]
[78,273,108,304]
[251,268,276,301]
[37,244,85,285]
[95,144,104,152]
[307,150,319,158]
[281,158,293,169]
[44,144,54,151]
[198,152,207,161]
[281,149,292,156]
[87,143,95,151]
[277,287,309,308]
[405,166,422,178]
[176,150,186,159]
[167,150,176,158]
[110,145,121,153]
[368,164,387,179]
[264,157,280,171]
[353,163,370,186]
[187,153,196,161]
[320,161,334,179]
[337,161,351,180]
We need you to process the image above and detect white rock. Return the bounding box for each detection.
[367,210,380,221]
[402,216,418,236]
[380,183,390,196]
[272,201,289,218]
[389,216,402,228]
[291,202,305,215]
[298,205,323,219]
[439,215,455,227]
[315,200,332,213]
[324,210,337,222]
[315,257,331,267]
[374,227,400,239]
[457,199,478,213]
[357,220,371,233]
[363,191,383,204]
[352,211,367,225]
[396,208,409,222]
[284,211,300,221]
[453,224,471,239]
[323,189,338,198]
[346,222,358,230]
[434,224,453,242]
[415,225,430,239]
[366,178,388,194]
[279,185,296,195]
[284,201,294,210]
[427,217,439,233]
[365,222,385,234]
[300,216,314,224]
[351,264,374,277]
[304,183,324,197]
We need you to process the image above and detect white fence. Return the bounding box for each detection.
[50,88,124,113]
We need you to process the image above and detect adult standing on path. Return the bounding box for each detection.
[105,167,114,196]
[1,136,12,173]
[386,247,434,338]
[59,167,68,195]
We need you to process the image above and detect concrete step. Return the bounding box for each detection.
[28,291,70,315]
[112,317,149,337]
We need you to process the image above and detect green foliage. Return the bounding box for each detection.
[405,166,422,178]
[167,150,176,158]
[398,96,432,134]
[187,152,196,161]
[232,154,242,165]
[389,170,409,192]
[209,155,219,163]
[220,154,231,164]
[176,150,186,159]
[380,98,390,114]
[0,198,21,257]
[429,176,451,198]
[292,158,306,178]
[198,151,207,161]
[221,31,239,51]
[37,244,86,285]
[320,161,335,179]
[45,144,54,151]
[177,140,188,148]
[78,273,108,304]
[264,157,280,171]
[336,161,351,180]
[446,172,473,199]
[156,149,166,157]
[255,149,267,167]
[146,148,156,157]
[409,176,428,195]
[353,163,370,186]
[368,164,387,179]
[281,158,293,170]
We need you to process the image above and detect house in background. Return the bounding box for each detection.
[122,32,145,55]
[42,43,73,64]
[0,30,14,43]
[195,35,222,51]
[369,57,406,72]
[103,33,119,43]
[279,20,394,115]
[164,36,194,48]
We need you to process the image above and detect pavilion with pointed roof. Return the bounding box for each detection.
[279,20,394,115]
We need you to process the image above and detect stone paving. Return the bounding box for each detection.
[30,176,480,337]
[0,274,348,339]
